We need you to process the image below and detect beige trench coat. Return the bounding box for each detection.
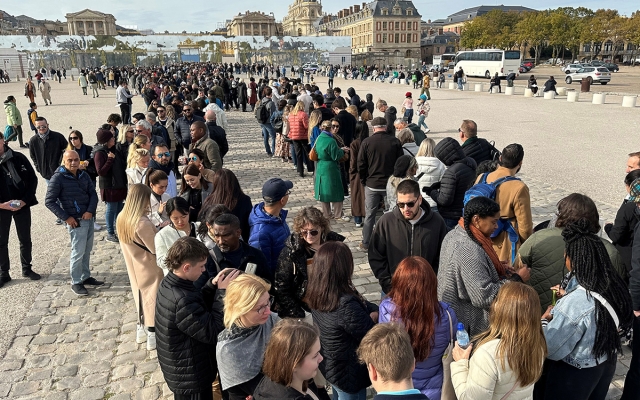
[120,216,163,327]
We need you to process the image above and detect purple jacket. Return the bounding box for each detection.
[379,299,457,400]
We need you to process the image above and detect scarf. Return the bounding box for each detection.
[0,148,22,187]
[217,314,280,389]
[458,218,506,277]
[148,158,174,175]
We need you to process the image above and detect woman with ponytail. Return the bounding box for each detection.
[437,196,530,335]
[534,219,633,400]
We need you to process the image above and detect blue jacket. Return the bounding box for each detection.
[248,203,290,276]
[543,277,608,368]
[45,166,98,221]
[379,299,457,400]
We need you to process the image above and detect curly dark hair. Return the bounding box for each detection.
[562,219,633,358]
[292,207,331,239]
[555,193,600,233]
[462,197,500,247]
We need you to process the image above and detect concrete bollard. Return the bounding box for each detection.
[490,86,500,94]
[544,91,556,100]
[505,86,515,95]
[462,83,469,91]
[557,87,567,96]
[524,88,533,97]
[567,91,579,102]
[448,82,456,90]
[474,83,483,92]
[16,75,20,82]
[592,93,606,105]
[622,96,637,108]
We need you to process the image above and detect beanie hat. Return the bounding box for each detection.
[96,129,114,144]
[419,94,427,101]
[393,155,413,177]
[405,92,412,97]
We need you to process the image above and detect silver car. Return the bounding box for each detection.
[565,67,611,85]
[562,63,589,74]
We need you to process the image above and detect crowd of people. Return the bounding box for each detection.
[2,60,639,400]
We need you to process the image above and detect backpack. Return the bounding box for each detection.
[255,99,270,124]
[464,173,521,263]
[272,112,283,133]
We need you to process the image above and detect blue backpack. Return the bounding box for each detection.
[464,173,521,264]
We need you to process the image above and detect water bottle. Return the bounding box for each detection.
[9,201,21,208]
[456,323,470,349]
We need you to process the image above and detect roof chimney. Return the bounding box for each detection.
[354,5,360,12]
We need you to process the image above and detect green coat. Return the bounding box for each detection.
[4,102,22,126]
[518,227,625,311]
[314,132,344,203]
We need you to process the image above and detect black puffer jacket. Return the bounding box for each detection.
[605,201,639,274]
[274,231,345,318]
[461,136,496,166]
[429,137,477,220]
[253,376,330,400]
[384,106,397,135]
[155,272,224,395]
[311,294,378,394]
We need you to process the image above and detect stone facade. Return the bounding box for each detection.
[282,0,324,37]
[442,5,536,35]
[65,9,117,36]
[318,0,421,65]
[226,11,281,37]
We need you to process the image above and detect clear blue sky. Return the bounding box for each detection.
[3,1,638,33]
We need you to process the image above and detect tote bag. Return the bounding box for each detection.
[441,308,457,400]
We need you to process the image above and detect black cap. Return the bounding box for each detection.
[262,178,294,202]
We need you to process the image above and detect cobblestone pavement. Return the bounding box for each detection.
[0,76,632,399]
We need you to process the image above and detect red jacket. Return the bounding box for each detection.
[287,111,309,141]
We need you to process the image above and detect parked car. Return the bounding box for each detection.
[565,67,611,85]
[522,60,534,69]
[519,64,531,73]
[302,63,319,73]
[603,63,619,72]
[562,63,589,74]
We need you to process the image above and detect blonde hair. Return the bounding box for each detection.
[115,184,152,244]
[416,138,436,157]
[165,104,176,120]
[283,104,293,117]
[358,323,415,382]
[473,282,547,386]
[346,105,358,119]
[291,101,305,116]
[127,135,150,166]
[360,109,372,122]
[396,128,415,145]
[223,274,271,328]
[117,124,133,145]
[308,109,322,139]
[127,148,150,168]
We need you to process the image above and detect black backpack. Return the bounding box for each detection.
[255,99,270,124]
[272,112,283,133]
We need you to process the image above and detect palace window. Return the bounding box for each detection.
[395,22,399,30]
[406,34,411,43]
[383,33,387,43]
[383,22,387,30]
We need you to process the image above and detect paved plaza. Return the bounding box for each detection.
[0,72,636,399]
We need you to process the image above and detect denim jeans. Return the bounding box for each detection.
[261,123,276,155]
[443,217,459,230]
[417,115,429,130]
[105,201,124,235]
[362,187,386,247]
[331,386,366,400]
[353,216,363,224]
[404,109,414,124]
[458,80,464,90]
[67,218,94,284]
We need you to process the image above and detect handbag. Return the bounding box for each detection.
[308,141,319,162]
[441,308,457,400]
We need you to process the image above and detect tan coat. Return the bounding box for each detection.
[475,167,533,263]
[120,216,163,327]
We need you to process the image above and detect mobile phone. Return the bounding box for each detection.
[245,263,257,275]
[551,289,557,306]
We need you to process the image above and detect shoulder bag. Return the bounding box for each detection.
[308,140,319,162]
[441,308,457,400]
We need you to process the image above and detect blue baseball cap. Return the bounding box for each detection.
[262,178,293,202]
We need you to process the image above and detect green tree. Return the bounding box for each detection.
[516,11,549,64]
[461,10,523,49]
[625,12,640,65]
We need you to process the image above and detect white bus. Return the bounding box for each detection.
[453,49,521,79]
[433,53,456,68]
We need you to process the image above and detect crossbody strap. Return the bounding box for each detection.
[133,241,152,254]
[576,287,620,329]
[500,382,518,400]
[445,307,454,343]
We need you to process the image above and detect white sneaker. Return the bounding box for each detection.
[93,222,102,231]
[136,324,147,344]
[146,332,156,351]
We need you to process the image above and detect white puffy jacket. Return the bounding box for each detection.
[451,339,535,400]
[415,156,445,208]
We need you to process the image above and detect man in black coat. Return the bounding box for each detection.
[174,102,205,150]
[623,181,640,400]
[312,94,335,122]
[424,137,477,229]
[376,99,397,135]
[459,119,499,166]
[155,237,239,399]
[369,180,447,293]
[0,136,40,287]
[204,110,228,161]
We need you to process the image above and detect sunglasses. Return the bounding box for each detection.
[183,109,192,112]
[127,130,135,133]
[300,229,320,237]
[190,156,199,161]
[135,129,144,133]
[331,124,340,129]
[157,152,171,158]
[397,201,417,209]
[69,136,80,141]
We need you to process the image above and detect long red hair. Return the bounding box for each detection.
[387,256,442,361]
